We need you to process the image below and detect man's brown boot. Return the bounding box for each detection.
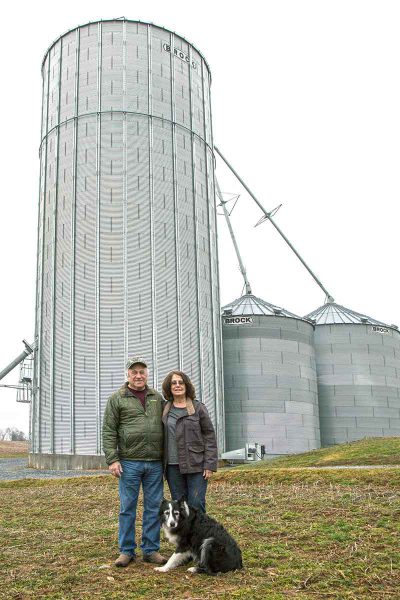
[142,552,167,565]
[115,553,135,567]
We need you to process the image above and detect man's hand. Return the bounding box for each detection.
[203,469,212,480]
[109,461,123,478]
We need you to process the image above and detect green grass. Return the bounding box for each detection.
[1,465,399,599]
[240,437,400,469]
[0,453,24,458]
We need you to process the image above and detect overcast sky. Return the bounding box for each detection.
[0,0,399,433]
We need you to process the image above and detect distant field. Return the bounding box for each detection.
[1,465,399,599]
[0,440,28,457]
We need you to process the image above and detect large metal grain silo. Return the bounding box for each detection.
[305,302,400,446]
[31,19,224,468]
[222,294,320,456]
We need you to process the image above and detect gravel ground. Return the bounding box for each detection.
[0,457,109,481]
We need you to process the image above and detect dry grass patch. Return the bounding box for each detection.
[0,440,28,457]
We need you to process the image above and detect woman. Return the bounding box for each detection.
[161,370,218,512]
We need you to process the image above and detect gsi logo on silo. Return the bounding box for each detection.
[224,317,254,325]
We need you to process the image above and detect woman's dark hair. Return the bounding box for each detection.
[162,370,196,401]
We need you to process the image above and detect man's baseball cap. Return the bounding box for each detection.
[126,356,148,369]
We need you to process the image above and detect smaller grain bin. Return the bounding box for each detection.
[222,294,320,456]
[305,302,400,446]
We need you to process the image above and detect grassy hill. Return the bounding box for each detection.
[1,461,399,598]
[254,437,400,469]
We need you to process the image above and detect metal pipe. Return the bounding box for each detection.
[214,145,334,302]
[208,72,225,454]
[188,37,204,401]
[0,341,35,381]
[202,58,219,434]
[170,31,183,371]
[215,179,252,295]
[95,21,102,454]
[147,24,159,388]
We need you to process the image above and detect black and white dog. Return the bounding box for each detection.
[155,498,243,575]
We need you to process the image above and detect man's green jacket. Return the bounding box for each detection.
[102,383,164,465]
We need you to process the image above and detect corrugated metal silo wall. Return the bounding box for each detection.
[32,20,224,462]
[222,316,320,455]
[314,324,400,445]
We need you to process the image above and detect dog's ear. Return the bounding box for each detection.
[159,497,169,512]
[178,496,190,517]
[183,500,190,517]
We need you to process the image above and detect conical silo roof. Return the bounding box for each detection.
[305,302,395,328]
[222,294,302,319]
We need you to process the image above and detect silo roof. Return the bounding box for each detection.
[222,294,302,319]
[305,302,393,327]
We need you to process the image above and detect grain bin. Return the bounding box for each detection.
[31,19,223,468]
[222,294,320,456]
[305,302,400,446]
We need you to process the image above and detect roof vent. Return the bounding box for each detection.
[360,317,369,324]
[273,308,282,315]
[223,308,233,316]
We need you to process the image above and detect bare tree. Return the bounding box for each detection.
[0,427,27,441]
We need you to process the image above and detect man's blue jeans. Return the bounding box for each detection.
[166,464,208,513]
[118,460,163,556]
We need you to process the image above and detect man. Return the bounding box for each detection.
[102,356,167,567]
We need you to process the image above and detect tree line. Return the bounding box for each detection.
[0,427,27,441]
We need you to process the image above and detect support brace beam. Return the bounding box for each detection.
[214,145,334,303]
[215,178,252,295]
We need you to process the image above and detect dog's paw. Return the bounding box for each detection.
[187,566,197,574]
[154,566,168,572]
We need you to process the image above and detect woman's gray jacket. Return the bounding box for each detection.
[162,398,218,474]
